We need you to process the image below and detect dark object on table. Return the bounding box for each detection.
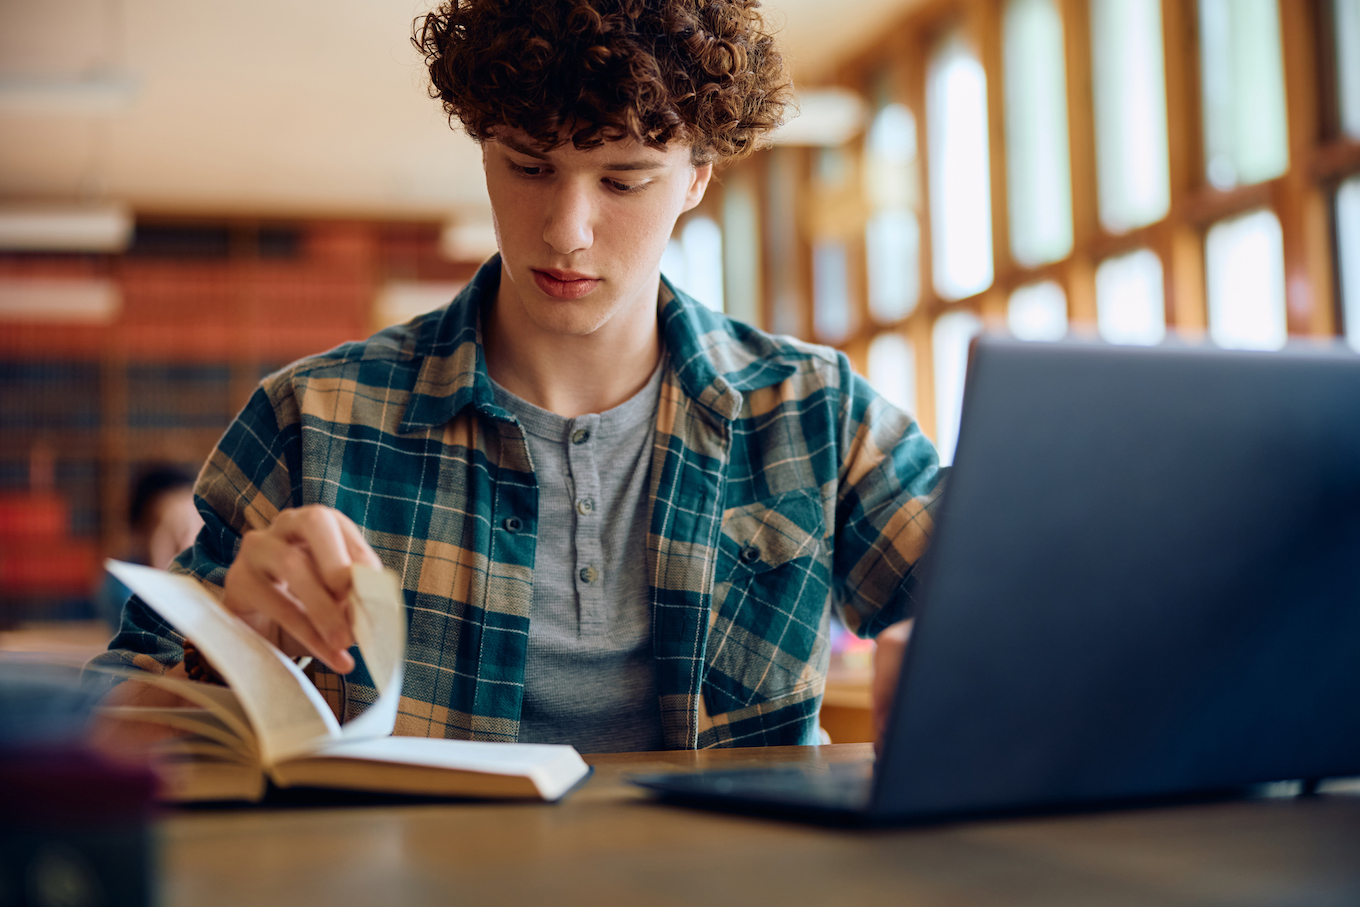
[0,663,159,906]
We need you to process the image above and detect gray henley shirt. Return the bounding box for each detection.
[490,357,666,753]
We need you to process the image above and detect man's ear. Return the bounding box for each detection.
[682,162,714,213]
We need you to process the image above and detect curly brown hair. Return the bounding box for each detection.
[413,0,792,164]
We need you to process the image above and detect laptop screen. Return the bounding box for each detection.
[874,338,1360,820]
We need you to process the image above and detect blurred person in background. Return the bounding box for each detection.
[90,0,941,751]
[96,466,205,627]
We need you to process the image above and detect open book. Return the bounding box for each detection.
[98,560,590,803]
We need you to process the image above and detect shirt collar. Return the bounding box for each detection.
[399,255,796,432]
[399,257,500,433]
[659,275,796,421]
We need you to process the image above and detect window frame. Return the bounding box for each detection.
[705,0,1359,444]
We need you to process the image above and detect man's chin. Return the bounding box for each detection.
[520,298,616,338]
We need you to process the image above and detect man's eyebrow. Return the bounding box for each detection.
[599,160,666,172]
[500,137,549,160]
[498,137,666,172]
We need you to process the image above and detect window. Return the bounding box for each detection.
[1008,281,1068,341]
[1096,249,1165,346]
[1205,209,1287,351]
[1090,0,1170,232]
[927,29,993,300]
[813,241,852,343]
[722,174,762,326]
[816,146,853,189]
[660,240,687,296]
[867,332,917,416]
[932,310,983,464]
[1198,0,1288,189]
[682,217,724,313]
[661,217,724,312]
[712,0,1360,457]
[1338,176,1360,353]
[1336,0,1360,140]
[866,211,921,323]
[865,102,921,321]
[1004,0,1074,267]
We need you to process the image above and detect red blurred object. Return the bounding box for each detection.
[0,493,68,541]
[0,542,100,596]
[0,492,98,598]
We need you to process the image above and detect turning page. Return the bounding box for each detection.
[109,560,410,763]
[107,560,341,765]
[337,564,406,740]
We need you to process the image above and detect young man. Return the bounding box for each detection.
[93,0,942,752]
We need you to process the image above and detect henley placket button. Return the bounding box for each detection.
[577,498,594,516]
[579,566,598,584]
[571,428,590,445]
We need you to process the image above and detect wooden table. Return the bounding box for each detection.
[160,744,1360,906]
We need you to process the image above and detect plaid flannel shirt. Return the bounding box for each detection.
[94,256,943,749]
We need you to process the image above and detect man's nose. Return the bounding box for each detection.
[542,181,594,255]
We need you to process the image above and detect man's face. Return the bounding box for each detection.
[483,130,712,339]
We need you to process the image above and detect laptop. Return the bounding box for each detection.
[632,336,1360,824]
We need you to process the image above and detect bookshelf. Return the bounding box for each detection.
[0,218,479,618]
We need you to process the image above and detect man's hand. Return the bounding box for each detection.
[871,619,913,749]
[223,505,382,674]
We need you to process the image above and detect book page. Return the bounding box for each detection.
[151,736,255,764]
[94,705,256,758]
[291,737,591,801]
[155,755,267,803]
[339,564,407,740]
[87,664,256,745]
[107,560,339,766]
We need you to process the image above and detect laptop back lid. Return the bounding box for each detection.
[872,337,1360,821]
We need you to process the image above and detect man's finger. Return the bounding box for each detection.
[258,545,355,654]
[272,506,360,598]
[234,564,354,673]
[227,531,355,672]
[334,510,383,569]
[233,527,355,651]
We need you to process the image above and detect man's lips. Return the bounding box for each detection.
[532,268,602,300]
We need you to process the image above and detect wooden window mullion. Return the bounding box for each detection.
[1278,0,1337,336]
[904,23,939,441]
[974,0,1013,310]
[796,147,817,341]
[1160,0,1208,335]
[1059,0,1100,329]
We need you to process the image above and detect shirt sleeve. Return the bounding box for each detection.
[831,353,946,638]
[83,379,303,690]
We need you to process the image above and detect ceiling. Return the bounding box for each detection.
[0,0,920,223]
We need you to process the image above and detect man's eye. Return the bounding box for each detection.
[509,162,545,177]
[606,179,645,194]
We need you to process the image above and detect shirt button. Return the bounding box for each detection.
[740,544,761,564]
[579,566,598,584]
[502,516,522,532]
[577,498,594,516]
[571,428,591,445]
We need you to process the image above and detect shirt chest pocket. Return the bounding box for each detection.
[703,489,832,715]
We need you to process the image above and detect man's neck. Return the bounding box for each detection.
[483,279,663,419]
